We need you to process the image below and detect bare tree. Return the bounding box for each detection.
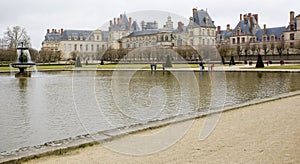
[4,26,31,48]
[276,40,285,58]
[262,43,270,55]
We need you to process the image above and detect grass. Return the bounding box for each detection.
[240,64,300,69]
[37,65,74,70]
[96,63,201,69]
[264,64,300,69]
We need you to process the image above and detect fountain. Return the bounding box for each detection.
[10,42,36,77]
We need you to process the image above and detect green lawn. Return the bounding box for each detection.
[240,64,300,69]
[96,63,201,69]
[264,64,300,69]
[37,65,74,70]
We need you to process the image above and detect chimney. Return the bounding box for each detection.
[47,29,50,34]
[249,17,253,34]
[217,26,221,34]
[290,11,295,22]
[226,24,230,31]
[52,29,55,33]
[120,14,123,20]
[110,20,112,26]
[141,20,145,31]
[243,14,247,24]
[129,17,132,29]
[192,8,197,16]
[117,18,120,25]
[253,14,258,23]
[240,14,242,20]
[114,18,116,29]
[178,21,184,32]
[264,24,267,34]
[60,28,64,35]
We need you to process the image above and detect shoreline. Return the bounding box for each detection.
[1,90,300,163]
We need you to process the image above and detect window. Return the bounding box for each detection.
[68,36,71,40]
[102,45,105,49]
[91,45,94,51]
[80,36,83,40]
[127,43,130,48]
[270,36,275,42]
[97,45,100,51]
[207,29,210,36]
[290,42,294,48]
[68,44,72,51]
[263,36,267,42]
[139,42,142,48]
[80,44,83,51]
[232,38,236,44]
[290,33,295,40]
[86,44,88,51]
[242,37,245,43]
[203,39,205,45]
[165,36,168,41]
[145,42,148,47]
[152,41,156,47]
[97,35,99,40]
[133,42,136,48]
[207,39,210,45]
[74,44,77,51]
[237,37,240,44]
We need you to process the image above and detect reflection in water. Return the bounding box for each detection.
[0,71,299,152]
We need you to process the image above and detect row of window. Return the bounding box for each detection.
[124,41,157,48]
[63,44,106,52]
[67,35,101,41]
[189,38,215,46]
[189,29,215,36]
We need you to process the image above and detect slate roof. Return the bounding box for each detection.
[44,33,61,41]
[110,14,140,31]
[192,9,216,28]
[233,17,261,35]
[61,30,94,40]
[127,29,160,37]
[44,30,109,41]
[220,30,233,39]
[255,27,286,42]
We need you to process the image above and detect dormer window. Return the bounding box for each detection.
[236,27,241,35]
[263,36,267,42]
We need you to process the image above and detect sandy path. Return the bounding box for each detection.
[26,95,300,163]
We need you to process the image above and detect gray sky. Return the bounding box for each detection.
[0,0,299,49]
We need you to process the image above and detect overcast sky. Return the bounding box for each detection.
[0,0,299,49]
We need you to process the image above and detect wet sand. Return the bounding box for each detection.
[26,95,300,163]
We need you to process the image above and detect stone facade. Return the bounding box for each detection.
[216,11,300,56]
[41,29,108,60]
[41,9,300,60]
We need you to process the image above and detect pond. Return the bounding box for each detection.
[0,70,299,152]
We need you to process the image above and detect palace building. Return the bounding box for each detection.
[41,8,300,60]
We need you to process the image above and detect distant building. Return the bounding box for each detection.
[108,14,140,49]
[216,11,300,56]
[41,28,108,60]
